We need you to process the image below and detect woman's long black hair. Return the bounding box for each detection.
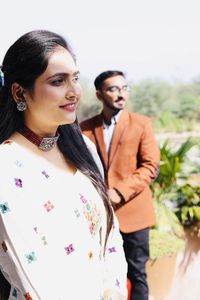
[0,30,113,298]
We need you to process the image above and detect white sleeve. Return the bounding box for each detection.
[0,218,39,300]
[102,214,128,299]
[82,133,104,178]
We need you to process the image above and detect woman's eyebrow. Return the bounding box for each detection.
[47,70,80,80]
[73,71,80,76]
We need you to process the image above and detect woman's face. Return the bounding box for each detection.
[23,46,81,135]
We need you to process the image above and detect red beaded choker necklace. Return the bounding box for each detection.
[18,125,60,151]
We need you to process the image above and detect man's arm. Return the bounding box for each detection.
[111,118,160,203]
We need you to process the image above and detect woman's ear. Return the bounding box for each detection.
[11,83,25,103]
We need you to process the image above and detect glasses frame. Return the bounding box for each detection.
[103,85,130,94]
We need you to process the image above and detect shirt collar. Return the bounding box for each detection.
[103,110,122,128]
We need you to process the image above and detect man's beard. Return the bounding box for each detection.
[103,97,124,113]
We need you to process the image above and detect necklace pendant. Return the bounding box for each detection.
[18,126,60,151]
[39,135,60,151]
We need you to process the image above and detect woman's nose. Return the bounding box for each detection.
[65,83,81,100]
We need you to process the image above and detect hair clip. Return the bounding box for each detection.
[0,66,5,87]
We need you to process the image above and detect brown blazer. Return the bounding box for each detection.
[80,109,160,233]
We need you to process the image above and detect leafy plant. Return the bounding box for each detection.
[154,138,197,190]
[173,184,200,226]
[149,138,199,258]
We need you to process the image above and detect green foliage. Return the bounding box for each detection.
[153,112,196,132]
[153,138,197,190]
[149,229,185,260]
[132,79,200,131]
[152,138,200,227]
[129,80,171,118]
[150,138,199,258]
[170,84,199,119]
[173,184,200,226]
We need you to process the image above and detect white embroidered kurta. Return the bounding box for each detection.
[0,141,127,300]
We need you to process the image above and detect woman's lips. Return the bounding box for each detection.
[59,102,77,112]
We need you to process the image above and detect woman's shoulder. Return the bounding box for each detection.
[0,140,19,161]
[0,140,14,152]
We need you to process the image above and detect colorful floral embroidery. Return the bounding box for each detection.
[12,288,18,298]
[41,235,48,245]
[41,170,50,178]
[115,278,120,288]
[89,222,95,235]
[24,292,33,300]
[44,201,54,212]
[88,251,93,259]
[64,243,75,255]
[33,226,38,234]
[33,227,48,245]
[14,160,23,167]
[25,251,37,264]
[14,178,23,188]
[108,246,116,253]
[1,241,7,252]
[74,208,81,218]
[0,202,11,214]
[79,193,101,237]
[79,193,87,204]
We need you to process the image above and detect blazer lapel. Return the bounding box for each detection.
[108,110,129,167]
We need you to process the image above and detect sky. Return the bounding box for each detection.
[1,0,200,84]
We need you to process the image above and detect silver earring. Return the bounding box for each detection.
[17,100,27,111]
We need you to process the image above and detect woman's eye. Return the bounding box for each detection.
[72,76,80,83]
[51,78,64,86]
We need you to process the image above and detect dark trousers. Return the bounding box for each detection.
[0,270,10,300]
[120,228,149,300]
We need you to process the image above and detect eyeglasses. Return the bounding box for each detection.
[104,85,130,94]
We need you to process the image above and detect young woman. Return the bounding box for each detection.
[0,30,127,300]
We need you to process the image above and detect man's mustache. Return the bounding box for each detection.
[115,97,125,102]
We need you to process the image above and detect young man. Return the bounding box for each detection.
[80,70,160,300]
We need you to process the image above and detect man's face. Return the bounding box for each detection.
[98,75,129,112]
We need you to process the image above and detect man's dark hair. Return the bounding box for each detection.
[94,70,125,91]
